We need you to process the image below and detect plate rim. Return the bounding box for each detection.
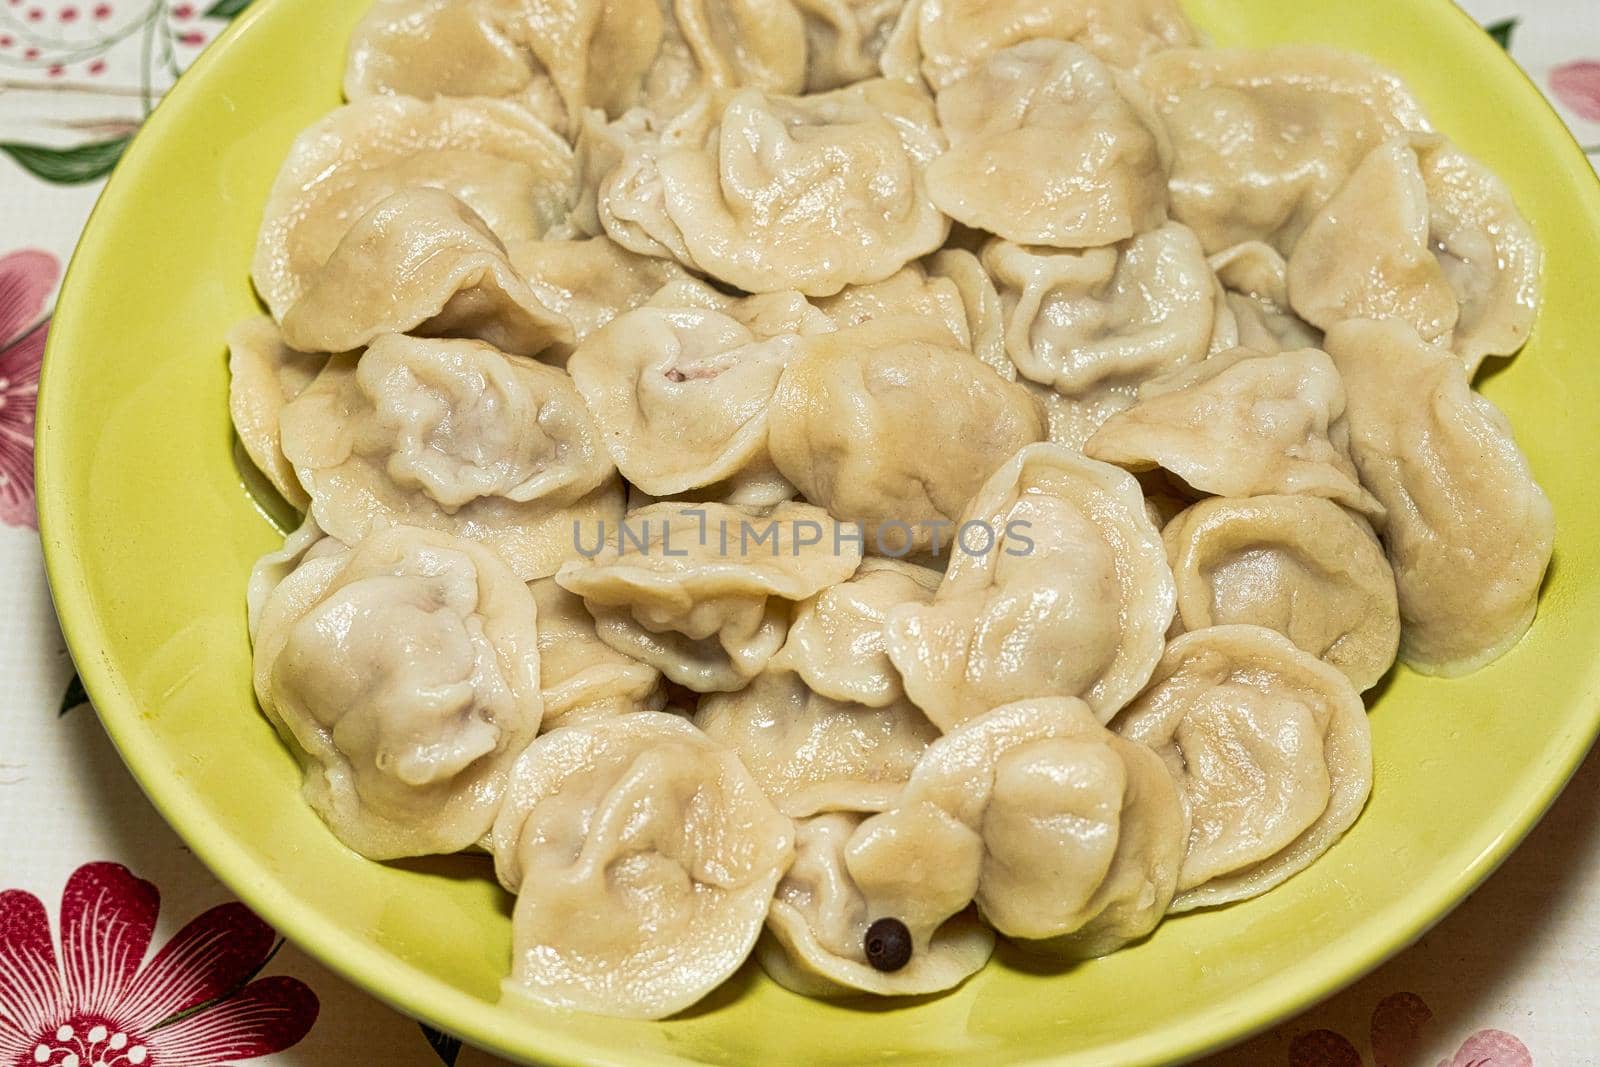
[34,0,1600,1064]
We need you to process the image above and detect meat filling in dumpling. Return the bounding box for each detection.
[567,280,833,506]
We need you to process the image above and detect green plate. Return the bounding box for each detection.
[36,1,1600,1064]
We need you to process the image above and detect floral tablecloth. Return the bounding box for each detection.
[1,2,1596,1065]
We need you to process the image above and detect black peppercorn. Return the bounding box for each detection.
[863,917,913,972]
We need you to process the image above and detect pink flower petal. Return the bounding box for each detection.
[0,319,44,529]
[1371,991,1435,1067]
[146,975,319,1064]
[58,863,160,1022]
[1288,1029,1364,1067]
[1550,61,1600,122]
[0,888,65,1055]
[1440,1029,1534,1067]
[118,903,276,1028]
[0,250,59,348]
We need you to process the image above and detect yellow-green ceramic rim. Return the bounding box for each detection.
[36,0,1600,1063]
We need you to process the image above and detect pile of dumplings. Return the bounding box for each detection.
[233,0,1556,1021]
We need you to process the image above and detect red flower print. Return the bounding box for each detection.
[1287,993,1533,1067]
[0,249,58,530]
[0,863,318,1066]
[1550,61,1600,123]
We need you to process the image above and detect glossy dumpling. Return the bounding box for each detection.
[252,96,574,321]
[227,316,320,511]
[665,0,809,104]
[848,698,1188,957]
[695,671,940,817]
[1113,625,1372,911]
[769,320,1046,555]
[1164,497,1400,692]
[796,0,910,91]
[984,222,1217,443]
[887,0,1195,90]
[343,0,665,133]
[759,812,994,996]
[506,235,688,368]
[770,558,940,708]
[1323,319,1553,675]
[886,444,1174,728]
[490,712,795,1019]
[1209,242,1323,356]
[280,188,572,357]
[1287,136,1541,375]
[1085,347,1385,520]
[555,501,863,692]
[925,248,1014,380]
[529,578,664,731]
[591,79,949,296]
[1139,47,1430,255]
[278,334,620,580]
[926,41,1167,248]
[567,280,831,505]
[252,525,543,859]
[815,255,1014,381]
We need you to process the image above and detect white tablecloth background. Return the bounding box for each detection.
[1,1,1595,1063]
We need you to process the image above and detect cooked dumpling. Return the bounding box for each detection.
[1209,242,1323,356]
[228,316,321,511]
[759,812,994,996]
[278,334,620,580]
[770,558,940,707]
[1139,47,1430,255]
[984,222,1217,444]
[252,525,543,859]
[506,235,688,368]
[663,0,809,103]
[530,577,664,731]
[1164,497,1400,692]
[925,248,1014,379]
[490,712,795,1019]
[696,671,940,816]
[246,516,343,638]
[343,0,666,132]
[768,319,1046,555]
[886,444,1173,728]
[280,188,573,357]
[885,0,1194,90]
[814,255,1015,381]
[848,698,1187,957]
[1323,319,1554,675]
[1085,347,1385,520]
[253,96,574,321]
[926,41,1167,248]
[556,501,863,691]
[796,0,910,91]
[567,281,831,505]
[1287,136,1540,375]
[586,79,949,296]
[1113,625,1373,911]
